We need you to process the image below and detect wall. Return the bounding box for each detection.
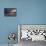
[0,0,46,44]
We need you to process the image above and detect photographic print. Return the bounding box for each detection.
[4,8,16,16]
